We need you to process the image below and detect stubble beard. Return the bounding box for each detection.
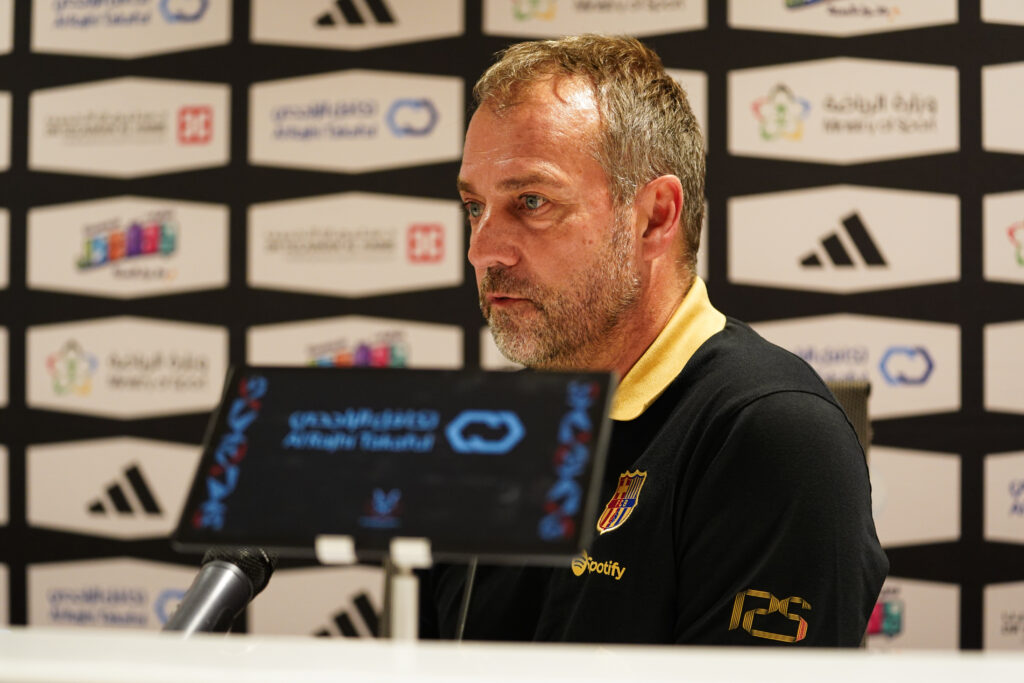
[479,217,642,369]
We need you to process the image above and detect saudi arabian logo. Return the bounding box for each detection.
[46,340,99,396]
[513,0,557,20]
[879,346,933,385]
[596,470,646,535]
[1009,221,1024,266]
[752,84,812,141]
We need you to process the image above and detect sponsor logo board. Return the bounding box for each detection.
[984,451,1024,545]
[0,327,7,409]
[247,315,462,369]
[28,557,193,630]
[983,0,1024,26]
[26,316,228,419]
[248,192,462,297]
[483,0,706,38]
[0,445,6,526]
[866,577,959,650]
[728,0,957,37]
[984,581,1024,649]
[0,91,10,171]
[729,185,959,292]
[249,70,462,173]
[666,69,708,148]
[252,0,462,50]
[28,196,229,299]
[984,191,1024,285]
[0,208,8,288]
[869,446,960,548]
[249,566,383,636]
[984,63,1024,155]
[27,437,201,540]
[31,0,231,59]
[752,314,960,419]
[985,321,1024,415]
[729,58,958,164]
[29,77,230,178]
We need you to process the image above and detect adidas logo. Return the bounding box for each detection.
[87,463,162,516]
[313,591,380,638]
[799,212,888,268]
[316,0,395,26]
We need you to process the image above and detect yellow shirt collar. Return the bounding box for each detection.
[610,277,726,421]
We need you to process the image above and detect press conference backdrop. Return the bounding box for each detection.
[0,0,1021,651]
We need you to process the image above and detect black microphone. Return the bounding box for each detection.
[163,547,278,635]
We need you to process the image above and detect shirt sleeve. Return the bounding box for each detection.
[672,390,888,646]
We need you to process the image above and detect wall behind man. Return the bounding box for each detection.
[0,0,1021,651]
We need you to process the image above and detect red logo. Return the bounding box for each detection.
[177,106,213,145]
[407,223,444,263]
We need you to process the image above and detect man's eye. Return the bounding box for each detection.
[464,201,483,218]
[522,194,547,210]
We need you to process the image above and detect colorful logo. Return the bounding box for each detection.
[1009,221,1024,266]
[385,99,438,137]
[786,0,824,6]
[541,381,598,541]
[513,0,557,20]
[879,346,933,385]
[193,375,266,530]
[160,0,209,23]
[76,217,178,270]
[407,223,444,263]
[46,340,99,396]
[445,410,525,455]
[358,488,402,529]
[308,334,408,368]
[752,84,812,141]
[596,470,646,535]
[866,599,903,637]
[177,106,213,144]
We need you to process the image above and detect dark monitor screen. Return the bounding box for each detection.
[173,366,614,564]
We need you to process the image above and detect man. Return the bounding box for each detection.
[422,34,887,646]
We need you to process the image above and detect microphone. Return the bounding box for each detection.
[163,547,278,635]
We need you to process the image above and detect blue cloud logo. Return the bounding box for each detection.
[445,410,525,455]
[879,346,934,385]
[386,99,438,137]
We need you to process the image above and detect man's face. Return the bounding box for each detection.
[458,78,642,369]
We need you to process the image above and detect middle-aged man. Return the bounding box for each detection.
[421,34,888,646]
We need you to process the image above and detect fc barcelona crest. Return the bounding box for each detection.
[596,470,647,535]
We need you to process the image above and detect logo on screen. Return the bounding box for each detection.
[879,346,933,385]
[752,84,811,141]
[46,340,99,396]
[358,488,402,529]
[539,380,598,542]
[193,375,267,530]
[445,411,525,455]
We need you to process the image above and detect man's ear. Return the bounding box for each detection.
[636,175,684,262]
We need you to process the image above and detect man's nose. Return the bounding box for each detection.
[467,210,519,270]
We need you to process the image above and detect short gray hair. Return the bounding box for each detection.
[473,34,705,274]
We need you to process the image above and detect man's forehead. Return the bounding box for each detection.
[486,74,599,120]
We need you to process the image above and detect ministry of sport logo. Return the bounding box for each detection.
[752,84,811,141]
[32,0,229,59]
[728,58,958,164]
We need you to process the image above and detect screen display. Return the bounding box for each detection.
[174,367,613,563]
